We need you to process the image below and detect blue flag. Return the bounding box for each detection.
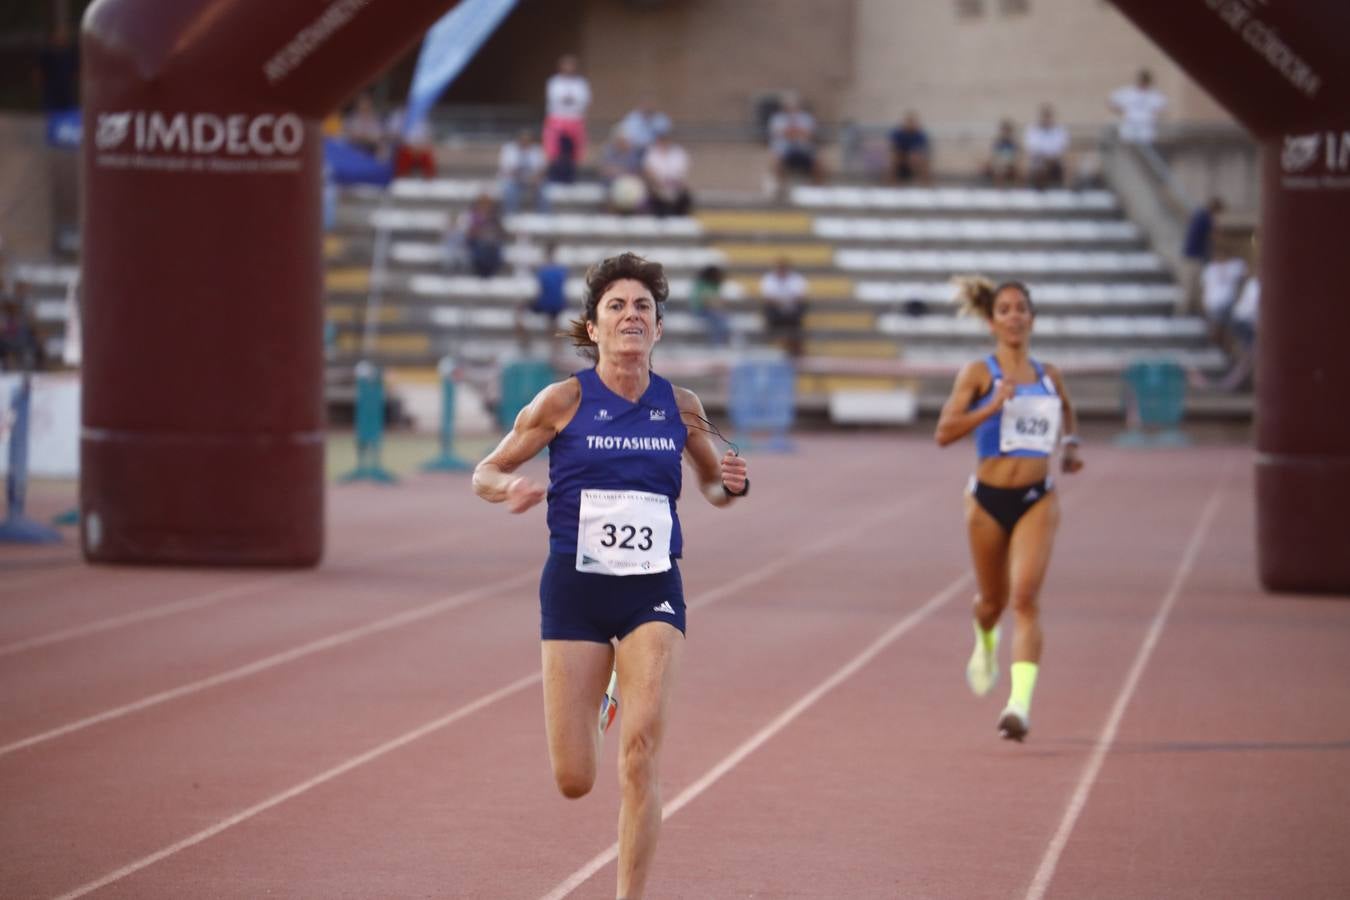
[404,0,520,138]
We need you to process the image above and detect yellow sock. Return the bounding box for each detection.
[975,621,998,654]
[1009,661,1039,711]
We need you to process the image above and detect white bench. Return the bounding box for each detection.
[835,249,1165,274]
[792,186,1117,212]
[828,389,918,425]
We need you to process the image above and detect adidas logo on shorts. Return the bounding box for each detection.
[653,601,675,615]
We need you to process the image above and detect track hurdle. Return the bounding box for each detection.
[421,356,473,472]
[338,361,398,483]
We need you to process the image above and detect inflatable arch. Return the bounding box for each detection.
[81,1,1350,591]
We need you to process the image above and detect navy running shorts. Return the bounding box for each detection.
[539,552,687,642]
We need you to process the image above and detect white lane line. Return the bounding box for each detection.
[49,672,545,900]
[539,570,975,900]
[0,528,483,658]
[43,482,949,898]
[1023,482,1226,900]
[0,570,535,759]
[688,486,940,611]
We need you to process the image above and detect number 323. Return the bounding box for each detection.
[601,523,654,551]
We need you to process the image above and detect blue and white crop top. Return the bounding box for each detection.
[970,354,1059,460]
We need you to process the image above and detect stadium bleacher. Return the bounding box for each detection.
[18,172,1241,424]
[316,174,1232,419]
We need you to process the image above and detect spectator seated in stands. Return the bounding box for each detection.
[1219,274,1259,392]
[601,129,646,213]
[1024,103,1069,190]
[601,129,643,179]
[767,92,825,191]
[446,192,507,278]
[642,127,693,218]
[1200,239,1247,347]
[385,105,437,179]
[983,119,1020,188]
[515,242,569,349]
[498,129,549,214]
[889,111,932,184]
[343,92,386,158]
[759,256,808,359]
[618,98,672,158]
[689,265,731,347]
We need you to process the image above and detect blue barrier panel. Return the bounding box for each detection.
[498,360,556,432]
[1116,359,1188,447]
[339,361,398,483]
[729,360,796,452]
[0,375,63,544]
[423,356,474,472]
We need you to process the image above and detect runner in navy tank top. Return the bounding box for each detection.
[935,277,1085,743]
[473,253,749,899]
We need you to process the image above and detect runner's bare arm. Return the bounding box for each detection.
[1045,363,1085,473]
[675,386,747,507]
[473,378,581,511]
[935,360,1008,446]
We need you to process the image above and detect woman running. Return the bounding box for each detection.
[473,252,748,898]
[935,277,1084,742]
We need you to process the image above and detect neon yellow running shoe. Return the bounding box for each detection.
[965,623,999,697]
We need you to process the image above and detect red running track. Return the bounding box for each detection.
[1,434,1348,899]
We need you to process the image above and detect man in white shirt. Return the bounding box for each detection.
[759,257,809,358]
[543,54,591,163]
[1023,104,1069,189]
[1108,69,1167,145]
[767,93,823,189]
[498,129,549,214]
[642,128,691,217]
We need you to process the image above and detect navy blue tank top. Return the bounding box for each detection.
[547,368,686,556]
[971,354,1058,460]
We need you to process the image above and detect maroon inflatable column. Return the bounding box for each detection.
[1110,1,1350,593]
[80,0,458,565]
[1254,142,1350,591]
